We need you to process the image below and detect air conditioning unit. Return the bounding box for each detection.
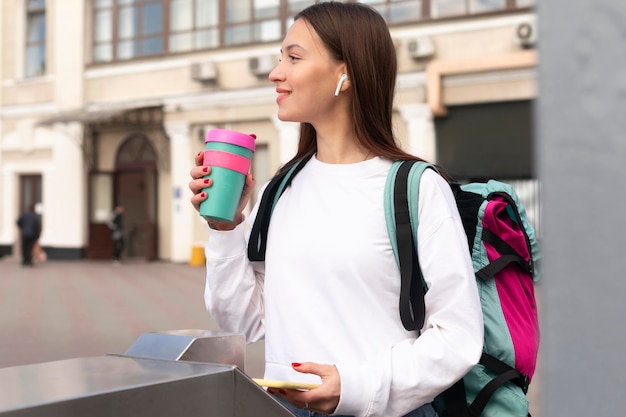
[515,21,538,48]
[406,37,435,59]
[190,62,217,83]
[249,55,276,76]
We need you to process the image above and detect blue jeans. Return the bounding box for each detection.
[272,394,436,417]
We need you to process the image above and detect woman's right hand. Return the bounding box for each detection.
[189,151,256,231]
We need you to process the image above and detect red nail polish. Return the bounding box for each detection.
[202,167,208,173]
[292,362,301,367]
[204,179,210,184]
[201,192,206,198]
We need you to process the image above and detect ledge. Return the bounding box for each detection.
[426,49,538,117]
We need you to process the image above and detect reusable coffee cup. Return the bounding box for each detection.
[199,129,256,222]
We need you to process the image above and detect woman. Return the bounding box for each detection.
[189,3,482,416]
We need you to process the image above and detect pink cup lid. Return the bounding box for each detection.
[205,129,256,151]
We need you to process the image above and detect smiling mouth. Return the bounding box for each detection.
[276,90,291,103]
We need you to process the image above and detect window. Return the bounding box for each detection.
[360,0,425,23]
[430,0,511,18]
[92,0,534,63]
[169,0,219,52]
[25,0,46,77]
[93,0,164,62]
[222,0,313,45]
[363,0,534,21]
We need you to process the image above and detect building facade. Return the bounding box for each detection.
[0,0,537,262]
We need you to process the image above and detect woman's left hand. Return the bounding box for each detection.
[268,362,341,414]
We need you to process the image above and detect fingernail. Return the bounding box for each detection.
[197,151,203,157]
[292,362,301,367]
[202,167,208,173]
[201,192,206,198]
[203,179,210,184]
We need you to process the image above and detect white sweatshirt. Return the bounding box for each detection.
[204,156,483,417]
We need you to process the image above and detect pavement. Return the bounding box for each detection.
[0,255,266,378]
[0,255,540,417]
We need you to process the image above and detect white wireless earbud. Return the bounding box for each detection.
[334,74,349,97]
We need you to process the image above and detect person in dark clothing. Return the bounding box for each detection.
[16,204,41,267]
[106,205,124,264]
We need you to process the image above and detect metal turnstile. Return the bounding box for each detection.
[124,329,246,369]
[0,330,295,417]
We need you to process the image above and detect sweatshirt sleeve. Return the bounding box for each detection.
[203,190,266,344]
[334,170,483,417]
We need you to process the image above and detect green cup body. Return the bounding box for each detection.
[199,166,245,222]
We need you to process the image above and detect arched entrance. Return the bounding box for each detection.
[114,134,158,260]
[87,134,158,260]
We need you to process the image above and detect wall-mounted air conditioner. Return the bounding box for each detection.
[406,37,435,59]
[515,21,538,48]
[190,62,217,83]
[249,55,276,76]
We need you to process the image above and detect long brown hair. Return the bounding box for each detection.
[280,2,423,173]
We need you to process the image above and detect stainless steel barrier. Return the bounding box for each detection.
[124,329,246,370]
[0,330,295,417]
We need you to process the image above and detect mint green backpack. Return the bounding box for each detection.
[249,158,541,417]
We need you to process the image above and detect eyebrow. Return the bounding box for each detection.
[281,44,304,54]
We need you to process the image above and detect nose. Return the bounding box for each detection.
[268,61,284,83]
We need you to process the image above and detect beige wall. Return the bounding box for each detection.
[84,55,273,104]
[2,81,55,106]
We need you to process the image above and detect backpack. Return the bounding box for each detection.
[387,160,540,417]
[248,157,541,417]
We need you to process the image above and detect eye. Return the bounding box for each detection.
[288,55,300,62]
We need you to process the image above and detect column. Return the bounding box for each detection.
[53,0,84,109]
[271,116,299,165]
[538,0,626,415]
[44,122,84,247]
[398,103,436,162]
[0,166,15,245]
[165,121,194,263]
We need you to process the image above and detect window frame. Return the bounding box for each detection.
[90,0,534,64]
[25,0,47,77]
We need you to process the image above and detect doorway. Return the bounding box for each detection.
[115,168,157,260]
[87,134,158,260]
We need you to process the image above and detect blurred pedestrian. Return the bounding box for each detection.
[106,205,124,265]
[16,204,41,267]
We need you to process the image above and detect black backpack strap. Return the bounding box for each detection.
[248,157,310,261]
[466,353,529,417]
[393,160,426,332]
[394,161,469,415]
[479,354,529,393]
[476,228,531,281]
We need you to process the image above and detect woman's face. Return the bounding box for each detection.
[269,19,346,125]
